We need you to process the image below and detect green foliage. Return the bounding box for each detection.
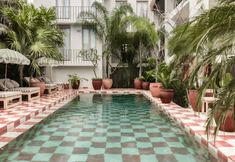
[156,63,174,89]
[68,74,80,86]
[81,2,133,78]
[2,1,63,76]
[80,48,100,79]
[168,1,235,136]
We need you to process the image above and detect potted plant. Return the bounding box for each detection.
[31,79,46,96]
[142,70,155,90]
[156,63,175,104]
[80,48,102,90]
[103,74,113,89]
[68,74,84,89]
[210,73,235,132]
[134,76,144,89]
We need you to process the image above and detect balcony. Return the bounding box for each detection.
[58,49,93,66]
[137,9,148,18]
[55,6,96,24]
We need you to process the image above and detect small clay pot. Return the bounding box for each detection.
[142,82,150,90]
[214,108,235,132]
[150,83,162,98]
[92,79,103,90]
[103,79,113,89]
[72,80,80,89]
[160,89,174,104]
[134,79,142,89]
[31,82,45,96]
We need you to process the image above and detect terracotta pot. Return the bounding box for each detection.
[103,79,113,89]
[205,89,214,97]
[92,79,103,90]
[188,90,202,112]
[134,79,142,89]
[72,80,80,89]
[150,83,162,98]
[31,82,45,96]
[63,83,69,89]
[142,82,150,90]
[214,108,235,132]
[160,89,174,104]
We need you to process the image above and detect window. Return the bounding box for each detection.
[82,28,96,49]
[61,26,71,60]
[56,0,70,19]
[136,1,148,17]
[116,0,127,7]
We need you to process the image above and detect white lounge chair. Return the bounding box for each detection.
[0,79,40,101]
[0,91,22,109]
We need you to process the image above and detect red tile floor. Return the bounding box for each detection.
[0,89,234,162]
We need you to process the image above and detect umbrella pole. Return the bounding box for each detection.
[4,64,7,87]
[50,66,53,82]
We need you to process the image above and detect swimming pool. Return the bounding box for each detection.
[0,94,215,162]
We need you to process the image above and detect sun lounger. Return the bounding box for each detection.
[0,79,40,101]
[0,91,22,109]
[9,87,40,101]
[38,76,64,90]
[24,77,58,94]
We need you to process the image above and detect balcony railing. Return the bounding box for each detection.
[55,6,96,23]
[58,49,93,66]
[137,9,148,18]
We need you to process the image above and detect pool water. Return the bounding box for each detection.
[0,94,215,162]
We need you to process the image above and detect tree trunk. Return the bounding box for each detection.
[139,42,143,77]
[19,65,24,86]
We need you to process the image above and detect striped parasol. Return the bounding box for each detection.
[0,49,30,65]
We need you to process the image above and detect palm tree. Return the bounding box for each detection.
[124,16,158,77]
[168,0,235,137]
[1,1,63,84]
[81,2,133,78]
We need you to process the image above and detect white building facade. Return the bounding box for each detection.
[151,0,217,62]
[32,0,157,88]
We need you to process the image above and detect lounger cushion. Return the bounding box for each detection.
[0,91,22,98]
[0,82,8,91]
[9,87,40,93]
[10,80,20,88]
[45,84,57,89]
[4,80,15,89]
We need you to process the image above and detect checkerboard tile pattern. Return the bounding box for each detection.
[0,89,234,162]
[1,94,211,162]
[142,91,235,162]
[0,90,77,149]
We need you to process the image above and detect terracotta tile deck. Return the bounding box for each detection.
[0,88,234,162]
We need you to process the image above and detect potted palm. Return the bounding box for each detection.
[156,63,174,103]
[80,48,102,90]
[68,74,88,89]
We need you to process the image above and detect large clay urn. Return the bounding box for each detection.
[103,79,113,89]
[150,83,162,98]
[188,90,202,112]
[214,108,235,132]
[92,79,103,90]
[160,89,174,104]
[142,82,150,90]
[31,82,45,96]
[134,79,142,89]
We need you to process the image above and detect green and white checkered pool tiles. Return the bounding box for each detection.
[0,94,215,162]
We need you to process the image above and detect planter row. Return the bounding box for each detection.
[144,81,235,133]
[71,78,113,90]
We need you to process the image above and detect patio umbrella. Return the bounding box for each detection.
[0,49,30,83]
[37,57,58,82]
